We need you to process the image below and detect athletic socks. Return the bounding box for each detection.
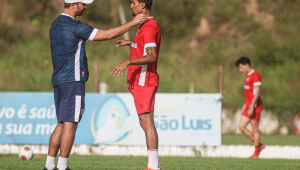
[148,149,160,170]
[57,157,68,170]
[255,145,260,153]
[45,155,56,170]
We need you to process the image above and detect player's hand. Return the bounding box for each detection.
[115,40,132,48]
[248,107,254,117]
[132,14,147,25]
[111,60,130,77]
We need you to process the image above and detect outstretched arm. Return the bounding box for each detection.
[92,14,146,41]
[111,46,157,77]
[115,40,132,47]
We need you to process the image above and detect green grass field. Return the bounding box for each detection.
[0,135,299,169]
[222,134,300,146]
[0,154,300,170]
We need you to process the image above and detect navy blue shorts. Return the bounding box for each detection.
[53,82,85,123]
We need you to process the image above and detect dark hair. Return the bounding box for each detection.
[138,0,152,10]
[64,3,72,8]
[235,56,251,67]
[64,2,80,9]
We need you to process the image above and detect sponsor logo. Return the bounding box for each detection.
[155,115,212,131]
[91,96,131,144]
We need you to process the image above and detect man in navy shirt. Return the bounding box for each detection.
[44,0,146,170]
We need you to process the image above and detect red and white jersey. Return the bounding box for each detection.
[244,70,263,107]
[127,17,161,87]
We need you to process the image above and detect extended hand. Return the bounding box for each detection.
[115,40,132,48]
[132,14,147,25]
[111,60,130,77]
[248,107,254,117]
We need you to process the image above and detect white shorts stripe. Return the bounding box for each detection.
[75,95,81,122]
[139,43,157,86]
[75,40,82,81]
[88,28,98,41]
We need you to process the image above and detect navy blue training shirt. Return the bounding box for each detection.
[50,13,98,86]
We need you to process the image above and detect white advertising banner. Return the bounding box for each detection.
[0,93,222,146]
[92,93,222,146]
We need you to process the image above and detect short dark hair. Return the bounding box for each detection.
[64,3,72,8]
[138,0,152,10]
[235,56,251,67]
[64,2,80,9]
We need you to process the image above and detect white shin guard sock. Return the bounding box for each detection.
[45,156,56,170]
[148,149,159,169]
[57,157,68,170]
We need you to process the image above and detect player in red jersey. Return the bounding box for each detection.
[236,56,265,158]
[111,0,161,169]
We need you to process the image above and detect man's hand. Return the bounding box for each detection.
[248,106,254,117]
[111,60,130,77]
[115,40,132,47]
[131,14,147,25]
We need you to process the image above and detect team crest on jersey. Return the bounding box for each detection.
[246,77,250,82]
[131,43,137,48]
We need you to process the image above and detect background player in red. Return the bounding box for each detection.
[236,56,265,158]
[111,0,160,169]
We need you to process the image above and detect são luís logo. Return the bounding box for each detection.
[91,96,132,144]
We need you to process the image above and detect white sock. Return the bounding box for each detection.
[57,157,68,170]
[148,149,160,169]
[45,156,56,170]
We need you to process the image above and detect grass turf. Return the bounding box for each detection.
[222,134,300,146]
[0,154,300,170]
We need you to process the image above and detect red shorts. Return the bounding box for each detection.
[242,104,263,121]
[129,85,158,114]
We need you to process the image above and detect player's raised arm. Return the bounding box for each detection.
[92,14,146,41]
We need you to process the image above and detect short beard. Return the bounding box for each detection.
[76,9,85,16]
